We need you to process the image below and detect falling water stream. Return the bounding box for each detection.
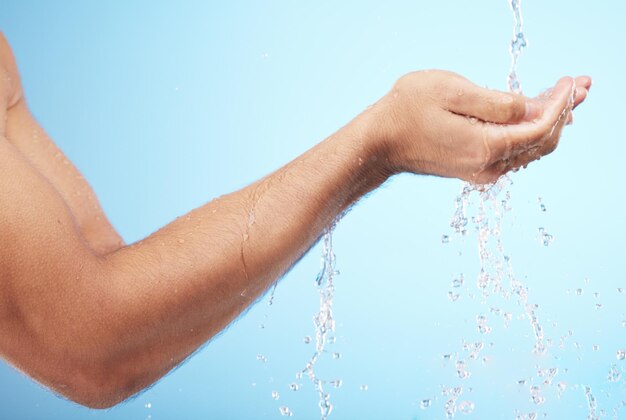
[265,1,621,418]
[430,1,623,418]
[301,222,340,419]
[433,0,555,417]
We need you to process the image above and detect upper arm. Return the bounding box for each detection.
[0,135,105,402]
[5,101,125,255]
[1,30,124,255]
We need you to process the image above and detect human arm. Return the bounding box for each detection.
[0,39,590,409]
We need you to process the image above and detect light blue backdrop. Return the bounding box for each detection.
[0,1,623,419]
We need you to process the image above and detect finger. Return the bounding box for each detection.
[568,78,591,123]
[536,98,572,156]
[573,87,588,109]
[575,75,592,91]
[483,77,575,162]
[567,87,587,124]
[559,82,588,124]
[445,78,541,124]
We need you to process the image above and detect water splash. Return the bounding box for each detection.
[301,219,341,419]
[448,177,548,379]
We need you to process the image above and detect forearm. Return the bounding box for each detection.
[86,113,387,405]
[5,100,124,254]
[0,111,384,407]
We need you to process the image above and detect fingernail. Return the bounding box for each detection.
[524,100,542,121]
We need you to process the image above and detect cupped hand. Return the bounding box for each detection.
[371,70,591,184]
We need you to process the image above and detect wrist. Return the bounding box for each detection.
[342,102,397,185]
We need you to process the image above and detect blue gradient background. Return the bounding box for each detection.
[0,1,624,419]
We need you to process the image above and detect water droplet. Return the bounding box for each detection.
[279,406,293,417]
[617,349,625,360]
[537,197,547,212]
[608,365,621,382]
[420,399,432,409]
[444,398,457,418]
[144,403,152,409]
[576,288,583,296]
[261,52,269,59]
[452,274,464,288]
[329,379,342,388]
[457,89,464,96]
[458,400,475,414]
[517,379,527,386]
[592,344,600,351]
[448,291,460,302]
[476,314,492,335]
[359,384,369,391]
[441,234,450,244]
[456,360,471,379]
[178,238,185,244]
[529,386,545,405]
[289,382,301,391]
[303,336,312,344]
[537,227,553,246]
[256,354,267,363]
[271,390,280,400]
[442,353,452,361]
[503,312,513,327]
[332,352,341,359]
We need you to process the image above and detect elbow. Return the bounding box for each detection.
[48,344,144,410]
[70,386,129,410]
[62,364,136,410]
